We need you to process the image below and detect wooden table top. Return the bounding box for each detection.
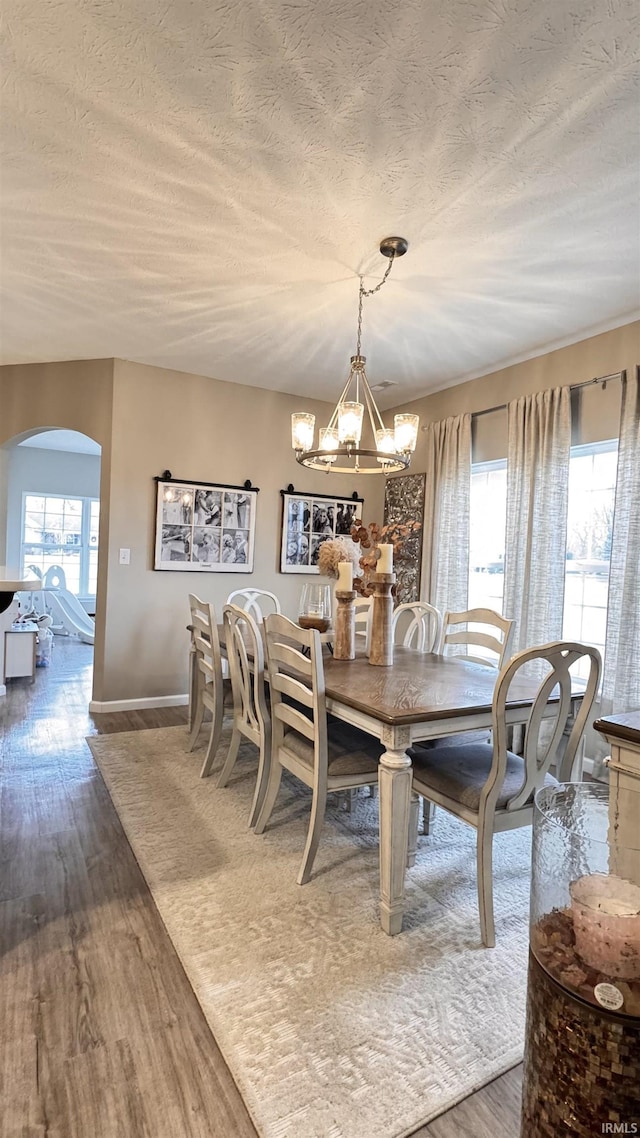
[322,646,548,726]
[593,710,640,747]
[215,619,552,728]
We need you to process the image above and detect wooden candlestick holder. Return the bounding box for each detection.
[368,572,395,666]
[333,590,356,660]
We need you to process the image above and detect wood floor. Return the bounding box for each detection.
[0,638,523,1138]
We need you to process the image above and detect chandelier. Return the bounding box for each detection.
[291,237,419,475]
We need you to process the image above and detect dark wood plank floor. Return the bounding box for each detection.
[0,638,522,1138]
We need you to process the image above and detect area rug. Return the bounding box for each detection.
[88,724,531,1138]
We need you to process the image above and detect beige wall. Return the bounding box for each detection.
[2,322,636,705]
[390,321,640,464]
[102,360,376,702]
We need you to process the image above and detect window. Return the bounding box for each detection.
[468,441,618,677]
[468,459,507,612]
[22,493,99,597]
[564,441,618,679]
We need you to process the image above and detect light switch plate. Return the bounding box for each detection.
[119,548,131,565]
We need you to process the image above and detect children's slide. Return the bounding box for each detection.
[22,566,95,645]
[40,588,95,644]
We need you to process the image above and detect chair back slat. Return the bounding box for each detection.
[486,641,601,814]
[226,589,281,623]
[392,602,442,652]
[353,597,372,653]
[441,606,514,668]
[188,594,224,722]
[223,604,268,737]
[264,613,328,778]
[275,701,317,742]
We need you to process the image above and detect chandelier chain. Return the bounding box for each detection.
[355,252,396,357]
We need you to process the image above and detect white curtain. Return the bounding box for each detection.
[421,414,471,615]
[503,387,571,655]
[601,368,640,713]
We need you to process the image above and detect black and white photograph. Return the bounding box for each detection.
[280,491,364,573]
[159,525,191,562]
[154,480,257,571]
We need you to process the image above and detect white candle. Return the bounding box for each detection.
[377,544,393,574]
[336,561,353,591]
[570,873,640,980]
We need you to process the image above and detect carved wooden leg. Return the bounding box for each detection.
[378,726,412,935]
[248,723,272,830]
[298,784,328,885]
[215,726,241,787]
[407,791,420,867]
[253,760,283,835]
[477,819,496,948]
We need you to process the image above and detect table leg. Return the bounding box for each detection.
[378,726,412,935]
[407,791,420,868]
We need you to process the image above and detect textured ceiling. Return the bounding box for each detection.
[1,0,639,407]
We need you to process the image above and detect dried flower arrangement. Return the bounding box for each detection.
[317,537,362,580]
[349,518,422,595]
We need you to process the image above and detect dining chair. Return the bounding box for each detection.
[392,602,442,652]
[216,604,272,827]
[186,594,227,778]
[353,596,372,653]
[410,640,601,947]
[253,613,383,884]
[439,606,514,667]
[416,606,513,831]
[226,588,281,623]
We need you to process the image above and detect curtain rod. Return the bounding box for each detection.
[471,371,624,420]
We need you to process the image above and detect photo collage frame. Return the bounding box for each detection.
[154,480,257,572]
[280,491,364,573]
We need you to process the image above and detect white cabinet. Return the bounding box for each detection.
[4,623,38,682]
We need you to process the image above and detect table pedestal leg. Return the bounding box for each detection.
[379,727,412,935]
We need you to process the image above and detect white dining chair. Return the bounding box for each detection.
[216,604,272,827]
[226,589,281,622]
[418,605,515,832]
[254,613,383,884]
[353,596,372,653]
[392,602,442,652]
[410,640,601,946]
[439,606,514,667]
[186,594,227,778]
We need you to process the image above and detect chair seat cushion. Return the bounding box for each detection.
[283,721,382,778]
[408,741,558,811]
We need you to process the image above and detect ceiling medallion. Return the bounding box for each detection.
[291,237,418,475]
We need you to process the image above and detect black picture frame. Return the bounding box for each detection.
[280,491,364,573]
[154,479,258,572]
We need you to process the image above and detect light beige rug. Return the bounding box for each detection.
[88,724,531,1138]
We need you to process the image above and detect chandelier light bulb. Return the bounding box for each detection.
[319,427,339,459]
[375,427,396,455]
[394,413,419,454]
[338,402,364,444]
[291,412,315,453]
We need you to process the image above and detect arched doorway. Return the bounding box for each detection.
[1,427,102,691]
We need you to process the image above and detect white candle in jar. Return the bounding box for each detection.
[336,561,353,591]
[377,544,394,575]
[570,872,640,980]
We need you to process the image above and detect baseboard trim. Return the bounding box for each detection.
[89,694,188,714]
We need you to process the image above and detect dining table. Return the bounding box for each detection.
[212,621,583,935]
